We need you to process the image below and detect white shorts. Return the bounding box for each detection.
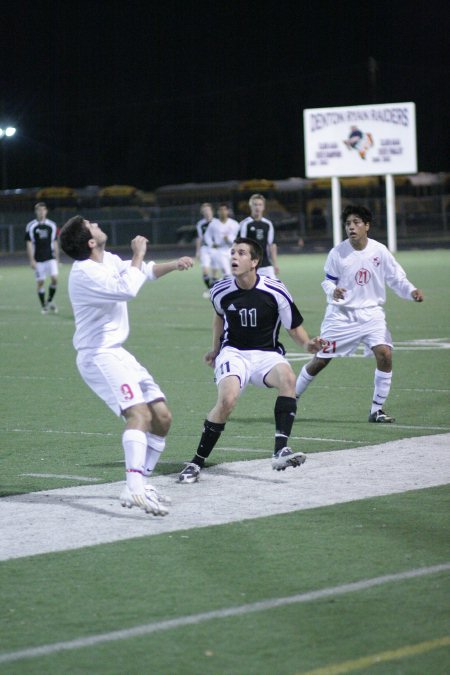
[211,248,231,275]
[214,346,288,389]
[35,259,58,281]
[317,305,393,358]
[257,265,277,279]
[199,246,213,268]
[76,347,165,416]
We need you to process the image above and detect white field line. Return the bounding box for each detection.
[8,427,449,439]
[10,428,115,437]
[20,473,101,482]
[1,433,449,562]
[0,563,448,666]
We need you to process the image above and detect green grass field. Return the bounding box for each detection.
[1,250,449,674]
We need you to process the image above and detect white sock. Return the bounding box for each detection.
[371,369,393,414]
[295,365,315,398]
[123,429,147,492]
[143,433,166,477]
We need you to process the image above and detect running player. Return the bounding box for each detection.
[295,204,424,422]
[177,237,322,483]
[25,202,59,313]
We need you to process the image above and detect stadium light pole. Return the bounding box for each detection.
[0,125,17,190]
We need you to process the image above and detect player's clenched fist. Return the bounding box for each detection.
[176,256,194,270]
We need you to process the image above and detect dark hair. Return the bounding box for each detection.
[59,215,92,260]
[341,204,373,225]
[233,236,264,267]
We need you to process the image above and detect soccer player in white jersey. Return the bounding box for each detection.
[195,202,220,296]
[204,203,239,277]
[178,237,322,483]
[238,193,279,278]
[295,204,424,423]
[25,202,60,313]
[59,215,193,514]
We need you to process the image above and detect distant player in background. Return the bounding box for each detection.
[295,204,424,422]
[195,202,220,297]
[238,193,279,278]
[204,203,239,277]
[178,237,322,484]
[25,202,59,314]
[60,215,193,515]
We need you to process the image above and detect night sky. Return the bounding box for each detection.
[2,0,449,191]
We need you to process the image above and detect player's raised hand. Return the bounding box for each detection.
[411,288,424,302]
[131,235,148,256]
[176,256,194,271]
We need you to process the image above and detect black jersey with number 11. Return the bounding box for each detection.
[210,275,303,354]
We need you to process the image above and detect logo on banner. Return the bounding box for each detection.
[343,126,374,160]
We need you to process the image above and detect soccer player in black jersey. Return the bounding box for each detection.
[25,202,60,313]
[178,237,322,483]
[238,193,279,278]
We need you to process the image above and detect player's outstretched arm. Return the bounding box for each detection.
[288,326,323,353]
[153,257,194,278]
[411,288,424,302]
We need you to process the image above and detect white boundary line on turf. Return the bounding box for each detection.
[10,428,115,437]
[0,563,448,665]
[8,425,449,437]
[20,473,101,482]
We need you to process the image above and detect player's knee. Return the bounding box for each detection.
[280,369,296,394]
[124,403,152,429]
[158,408,172,434]
[374,346,392,370]
[218,393,237,417]
[150,403,172,435]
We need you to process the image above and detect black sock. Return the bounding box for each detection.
[38,290,46,307]
[202,274,211,289]
[192,419,225,467]
[274,396,297,453]
[48,285,57,302]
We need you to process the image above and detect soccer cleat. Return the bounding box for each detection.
[48,303,58,314]
[202,291,210,299]
[144,483,172,505]
[177,462,201,484]
[368,409,395,423]
[41,305,49,314]
[272,447,306,471]
[119,485,169,515]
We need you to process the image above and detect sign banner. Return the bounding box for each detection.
[303,102,417,177]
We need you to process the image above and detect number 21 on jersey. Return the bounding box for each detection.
[321,339,337,354]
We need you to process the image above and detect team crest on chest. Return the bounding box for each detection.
[355,268,371,285]
[372,256,381,267]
